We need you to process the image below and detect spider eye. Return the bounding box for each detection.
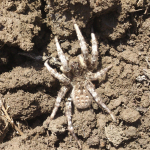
[71,62,78,68]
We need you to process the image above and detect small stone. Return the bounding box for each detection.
[120,108,141,123]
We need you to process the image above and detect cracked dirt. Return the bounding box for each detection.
[0,0,150,150]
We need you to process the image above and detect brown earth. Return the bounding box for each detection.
[0,0,150,150]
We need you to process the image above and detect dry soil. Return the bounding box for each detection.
[0,0,150,150]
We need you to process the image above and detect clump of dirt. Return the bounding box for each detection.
[120,108,141,123]
[105,125,137,147]
[0,0,42,51]
[0,0,150,150]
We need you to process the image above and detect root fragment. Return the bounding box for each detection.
[0,99,24,136]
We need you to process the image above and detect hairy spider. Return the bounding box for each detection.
[44,20,116,149]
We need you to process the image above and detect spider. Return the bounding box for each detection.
[44,20,116,149]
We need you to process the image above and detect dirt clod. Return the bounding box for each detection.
[105,125,137,147]
[120,108,141,123]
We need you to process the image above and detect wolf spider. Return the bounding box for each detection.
[44,20,116,149]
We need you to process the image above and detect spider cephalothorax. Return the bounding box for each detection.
[44,20,116,149]
[69,58,85,77]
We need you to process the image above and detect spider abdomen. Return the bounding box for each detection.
[72,82,92,109]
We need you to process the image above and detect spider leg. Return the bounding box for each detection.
[44,60,70,85]
[66,97,81,149]
[87,65,112,81]
[55,36,70,72]
[85,81,116,122]
[73,19,88,62]
[78,55,87,69]
[50,86,69,120]
[91,28,98,68]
